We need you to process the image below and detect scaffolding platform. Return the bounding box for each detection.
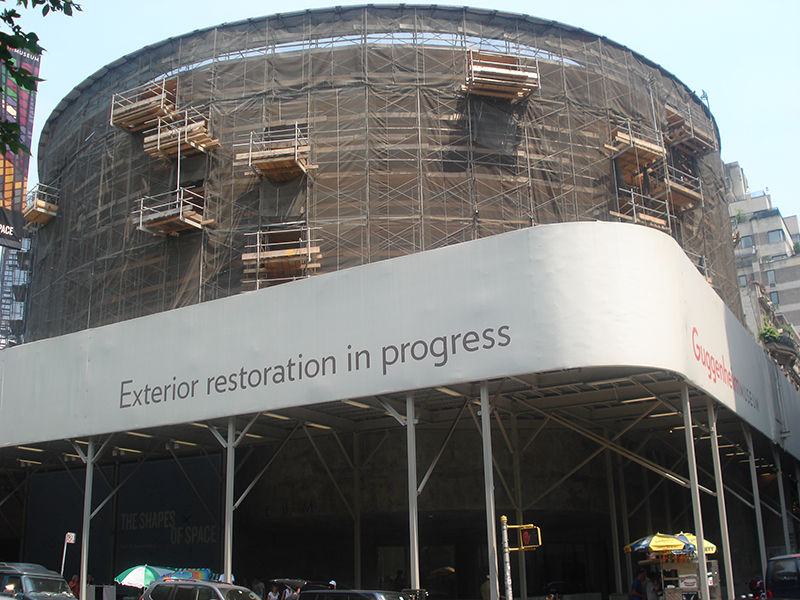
[242,223,322,287]
[649,163,703,211]
[111,78,178,133]
[143,109,220,159]
[234,125,317,181]
[462,51,539,100]
[135,188,214,236]
[665,104,716,156]
[610,189,671,233]
[23,184,59,226]
[607,126,666,178]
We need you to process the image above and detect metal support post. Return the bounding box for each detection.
[744,425,767,579]
[224,417,235,583]
[772,447,791,554]
[79,439,95,600]
[512,416,528,600]
[500,516,513,600]
[681,384,709,600]
[481,381,500,600]
[707,399,734,599]
[605,446,623,593]
[407,391,420,591]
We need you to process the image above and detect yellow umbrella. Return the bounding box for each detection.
[674,532,716,554]
[624,533,688,553]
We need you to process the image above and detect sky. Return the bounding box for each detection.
[16,0,800,216]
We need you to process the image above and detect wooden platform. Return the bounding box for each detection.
[665,105,715,155]
[234,146,317,181]
[606,130,665,176]
[111,79,177,133]
[462,52,538,100]
[651,179,703,211]
[143,122,221,159]
[23,199,58,225]
[138,208,215,236]
[242,245,322,278]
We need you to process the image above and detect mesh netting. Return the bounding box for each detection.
[27,5,741,341]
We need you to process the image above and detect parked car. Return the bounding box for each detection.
[0,563,74,600]
[298,590,411,600]
[142,579,257,600]
[766,554,800,599]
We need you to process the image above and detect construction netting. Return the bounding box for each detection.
[27,5,741,341]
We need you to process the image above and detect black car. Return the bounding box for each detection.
[142,580,258,600]
[766,554,800,600]
[0,563,74,600]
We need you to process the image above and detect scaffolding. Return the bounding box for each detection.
[234,124,317,181]
[241,221,322,289]
[27,6,740,341]
[23,183,59,228]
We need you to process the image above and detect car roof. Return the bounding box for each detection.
[769,554,800,561]
[147,580,250,591]
[0,563,63,578]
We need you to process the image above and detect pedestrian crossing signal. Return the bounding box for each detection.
[518,525,541,550]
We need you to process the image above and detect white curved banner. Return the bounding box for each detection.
[0,222,796,458]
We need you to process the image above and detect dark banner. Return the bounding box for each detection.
[0,207,24,250]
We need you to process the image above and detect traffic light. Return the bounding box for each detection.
[518,525,541,551]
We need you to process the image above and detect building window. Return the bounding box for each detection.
[768,229,785,244]
[739,275,747,286]
[770,291,780,305]
[767,270,776,284]
[740,235,753,248]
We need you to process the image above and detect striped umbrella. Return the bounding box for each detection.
[624,533,690,553]
[674,532,716,554]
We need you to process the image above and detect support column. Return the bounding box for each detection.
[79,439,95,600]
[681,384,709,600]
[618,454,632,589]
[354,432,362,588]
[407,392,420,591]
[707,399,734,599]
[773,447,792,554]
[744,425,767,579]
[606,446,623,594]
[481,381,500,600]
[224,417,235,583]
[512,415,528,600]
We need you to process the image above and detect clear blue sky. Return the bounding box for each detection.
[19,0,800,216]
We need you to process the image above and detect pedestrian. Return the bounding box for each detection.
[480,576,491,600]
[69,575,79,599]
[252,579,265,599]
[328,581,337,590]
[645,571,660,600]
[267,585,280,600]
[631,568,647,600]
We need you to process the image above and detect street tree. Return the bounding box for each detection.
[0,0,81,154]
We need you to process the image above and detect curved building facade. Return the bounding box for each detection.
[28,4,739,341]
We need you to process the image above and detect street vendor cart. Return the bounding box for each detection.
[624,533,720,600]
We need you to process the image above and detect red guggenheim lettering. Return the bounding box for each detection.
[692,327,734,388]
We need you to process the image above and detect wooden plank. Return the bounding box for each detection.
[242,246,321,262]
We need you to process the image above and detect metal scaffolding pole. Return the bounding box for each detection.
[407,391,420,590]
[772,446,791,554]
[744,425,767,579]
[681,384,709,600]
[224,417,235,583]
[79,439,95,600]
[707,399,734,599]
[606,446,623,594]
[481,381,500,600]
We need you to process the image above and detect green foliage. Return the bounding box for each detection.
[735,209,745,224]
[760,324,781,343]
[793,241,800,255]
[0,0,81,154]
